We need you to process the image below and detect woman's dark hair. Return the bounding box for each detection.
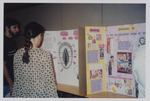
[22,22,45,64]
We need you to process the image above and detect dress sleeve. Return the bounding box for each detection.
[44,52,55,82]
[42,52,58,97]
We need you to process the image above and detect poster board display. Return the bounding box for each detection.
[85,26,106,95]
[41,29,86,94]
[41,30,79,87]
[105,23,145,97]
[85,23,145,97]
[41,23,145,97]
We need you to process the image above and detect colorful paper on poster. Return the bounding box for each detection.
[87,33,98,49]
[91,79,103,93]
[118,41,132,50]
[85,26,106,94]
[87,50,99,63]
[108,77,134,96]
[41,31,57,52]
[90,65,103,79]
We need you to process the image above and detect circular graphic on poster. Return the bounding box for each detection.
[136,34,146,49]
[58,42,73,69]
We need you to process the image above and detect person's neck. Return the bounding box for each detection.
[23,46,39,50]
[32,46,39,49]
[4,32,12,39]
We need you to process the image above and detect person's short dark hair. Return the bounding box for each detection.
[4,17,20,32]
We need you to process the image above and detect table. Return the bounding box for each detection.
[56,83,85,96]
[85,92,136,98]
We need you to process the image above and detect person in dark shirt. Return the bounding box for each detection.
[4,17,20,97]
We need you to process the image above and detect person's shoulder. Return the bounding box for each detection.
[15,48,24,53]
[14,48,24,57]
[38,49,52,56]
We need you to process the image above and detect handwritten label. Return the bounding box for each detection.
[90,28,100,32]
[117,26,136,32]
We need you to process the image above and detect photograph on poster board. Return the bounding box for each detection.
[136,35,146,49]
[108,55,114,75]
[117,52,132,74]
[99,44,104,60]
[90,64,103,79]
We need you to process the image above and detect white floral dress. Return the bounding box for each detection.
[12,48,58,98]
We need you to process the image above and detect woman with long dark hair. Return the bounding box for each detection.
[12,22,58,98]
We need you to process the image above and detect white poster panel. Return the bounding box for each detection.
[41,29,79,86]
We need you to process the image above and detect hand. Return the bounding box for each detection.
[9,81,13,96]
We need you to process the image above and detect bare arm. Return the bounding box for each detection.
[51,54,57,85]
[4,61,13,96]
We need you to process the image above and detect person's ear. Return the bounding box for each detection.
[37,33,41,37]
[37,33,43,40]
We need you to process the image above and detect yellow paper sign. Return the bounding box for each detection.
[117,26,136,32]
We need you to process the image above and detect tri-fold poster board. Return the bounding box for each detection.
[41,29,86,94]
[41,23,145,97]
